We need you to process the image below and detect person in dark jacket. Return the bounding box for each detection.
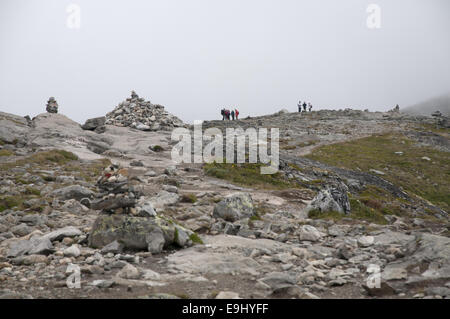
[221,108,225,120]
[303,102,307,112]
[231,110,235,120]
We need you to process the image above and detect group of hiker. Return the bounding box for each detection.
[219,101,314,120]
[298,101,313,113]
[221,108,239,120]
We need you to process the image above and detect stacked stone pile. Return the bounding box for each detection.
[105,91,185,131]
[90,163,138,214]
[88,163,193,253]
[46,97,58,113]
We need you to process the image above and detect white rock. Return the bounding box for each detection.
[299,225,324,242]
[358,236,375,247]
[215,291,241,299]
[117,263,141,279]
[64,245,81,258]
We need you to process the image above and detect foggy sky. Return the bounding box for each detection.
[1,0,449,124]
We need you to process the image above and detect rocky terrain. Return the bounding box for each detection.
[0,100,449,299]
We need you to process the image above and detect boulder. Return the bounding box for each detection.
[136,123,151,131]
[87,140,110,154]
[259,272,297,290]
[7,236,54,257]
[100,240,124,254]
[136,199,156,217]
[42,226,82,242]
[90,194,136,212]
[306,183,350,214]
[215,291,240,299]
[88,214,192,253]
[11,224,33,237]
[51,185,94,201]
[298,225,324,242]
[149,191,179,210]
[117,263,141,279]
[81,116,106,131]
[64,245,81,257]
[213,193,254,222]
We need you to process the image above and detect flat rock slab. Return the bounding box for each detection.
[165,235,293,276]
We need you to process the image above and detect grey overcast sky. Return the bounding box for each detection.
[0,0,449,124]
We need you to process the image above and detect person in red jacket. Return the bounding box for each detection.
[235,109,239,120]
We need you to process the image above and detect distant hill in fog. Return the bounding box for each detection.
[402,93,450,116]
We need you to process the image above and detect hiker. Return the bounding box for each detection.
[303,102,307,112]
[231,110,235,120]
[235,109,239,120]
[308,103,312,112]
[221,108,225,120]
[225,109,230,120]
[298,101,302,112]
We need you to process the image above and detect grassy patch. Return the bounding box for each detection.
[189,233,204,244]
[0,149,14,157]
[297,140,319,148]
[151,145,164,152]
[63,158,111,182]
[308,209,344,221]
[417,123,450,136]
[288,163,304,172]
[254,204,271,217]
[24,187,41,196]
[180,193,197,203]
[26,150,78,164]
[165,179,181,187]
[281,145,296,150]
[15,177,32,185]
[348,198,388,224]
[306,134,450,211]
[1,150,78,170]
[0,196,23,212]
[204,162,301,190]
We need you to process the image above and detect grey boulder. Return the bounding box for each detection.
[213,193,254,222]
[81,116,106,131]
[51,185,94,201]
[88,214,192,253]
[306,183,350,214]
[7,236,54,257]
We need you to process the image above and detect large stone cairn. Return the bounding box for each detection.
[46,97,58,114]
[105,91,185,131]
